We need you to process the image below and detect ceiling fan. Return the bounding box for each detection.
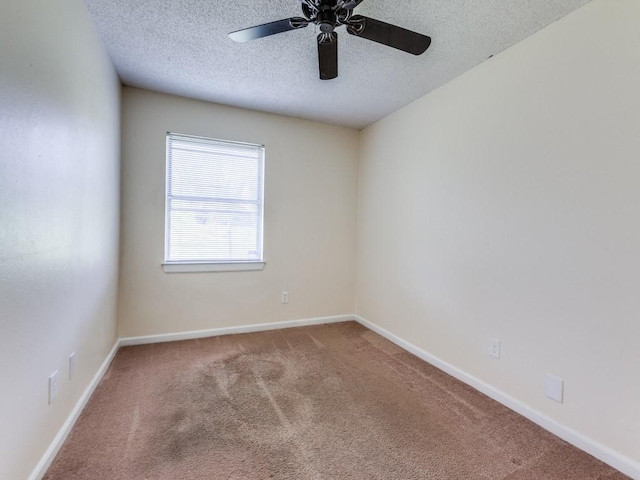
[229,0,432,80]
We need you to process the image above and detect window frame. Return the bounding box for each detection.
[162,132,265,273]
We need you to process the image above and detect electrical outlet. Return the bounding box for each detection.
[281,291,289,304]
[69,352,76,380]
[49,371,58,404]
[489,338,501,359]
[545,374,564,403]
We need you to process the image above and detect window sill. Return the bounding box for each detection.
[162,262,265,273]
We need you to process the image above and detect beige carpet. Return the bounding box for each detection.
[44,322,628,479]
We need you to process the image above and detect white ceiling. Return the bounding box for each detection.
[85,0,591,129]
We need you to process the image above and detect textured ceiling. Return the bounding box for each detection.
[85,0,591,129]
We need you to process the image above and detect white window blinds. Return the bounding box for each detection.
[165,133,264,264]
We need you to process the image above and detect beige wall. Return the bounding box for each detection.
[0,1,121,479]
[119,88,358,337]
[357,0,640,467]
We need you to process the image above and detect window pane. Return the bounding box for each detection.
[169,147,259,201]
[165,134,264,264]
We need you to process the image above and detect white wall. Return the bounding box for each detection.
[357,0,640,469]
[119,88,358,337]
[0,1,121,479]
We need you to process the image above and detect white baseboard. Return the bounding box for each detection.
[29,340,120,480]
[119,314,356,347]
[353,315,640,480]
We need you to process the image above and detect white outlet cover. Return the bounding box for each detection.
[489,338,500,359]
[545,374,564,403]
[281,291,289,304]
[48,371,59,405]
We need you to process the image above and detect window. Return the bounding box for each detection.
[164,133,265,272]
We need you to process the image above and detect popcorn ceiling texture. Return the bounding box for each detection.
[85,0,591,128]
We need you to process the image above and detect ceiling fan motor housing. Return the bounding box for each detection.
[317,6,336,33]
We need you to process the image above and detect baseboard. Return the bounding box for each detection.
[119,314,356,347]
[28,340,120,480]
[353,315,640,480]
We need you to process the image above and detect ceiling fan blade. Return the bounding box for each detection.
[229,17,308,43]
[342,0,367,9]
[347,15,431,55]
[318,33,338,80]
